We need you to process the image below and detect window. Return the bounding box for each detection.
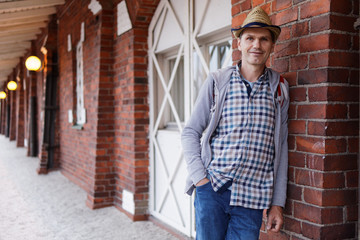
[153,53,184,130]
[75,41,85,125]
[193,39,232,102]
[153,40,232,130]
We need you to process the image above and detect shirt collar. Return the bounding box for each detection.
[236,61,268,83]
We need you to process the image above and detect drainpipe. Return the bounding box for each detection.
[354,14,360,240]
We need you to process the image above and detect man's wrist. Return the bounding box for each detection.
[270,205,284,212]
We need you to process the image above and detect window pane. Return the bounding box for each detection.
[169,57,184,124]
[154,56,184,130]
[209,40,232,72]
[192,40,232,103]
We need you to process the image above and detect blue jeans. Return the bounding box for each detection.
[194,182,263,240]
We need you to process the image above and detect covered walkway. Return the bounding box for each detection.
[0,135,178,240]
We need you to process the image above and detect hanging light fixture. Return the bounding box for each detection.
[0,91,6,99]
[7,80,17,91]
[25,56,42,71]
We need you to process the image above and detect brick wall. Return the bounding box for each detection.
[0,0,357,238]
[8,75,16,141]
[0,97,5,134]
[57,0,119,209]
[15,61,25,148]
[56,0,159,218]
[35,33,47,161]
[112,0,159,220]
[24,50,32,156]
[57,0,103,203]
[1,89,8,136]
[232,0,359,239]
[2,85,10,138]
[86,0,116,209]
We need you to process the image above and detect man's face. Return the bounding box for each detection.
[237,28,274,67]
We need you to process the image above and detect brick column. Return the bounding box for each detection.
[23,65,30,153]
[232,0,359,239]
[113,0,159,220]
[85,3,116,210]
[288,1,358,239]
[0,97,5,134]
[9,76,17,141]
[16,63,25,147]
[3,88,9,136]
[113,28,150,220]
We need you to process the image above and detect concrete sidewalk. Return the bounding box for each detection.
[0,135,178,240]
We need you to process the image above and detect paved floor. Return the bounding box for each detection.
[0,135,179,240]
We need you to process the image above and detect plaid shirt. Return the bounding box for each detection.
[208,65,275,209]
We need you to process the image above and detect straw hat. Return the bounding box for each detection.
[232,6,281,41]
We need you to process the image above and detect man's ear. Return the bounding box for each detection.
[237,38,241,51]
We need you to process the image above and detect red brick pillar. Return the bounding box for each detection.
[113,0,159,220]
[3,88,9,136]
[0,86,5,134]
[0,100,2,134]
[23,65,30,153]
[85,2,116,209]
[16,63,25,147]
[9,75,17,141]
[232,0,359,239]
[113,28,150,220]
[288,1,358,239]
[0,96,5,135]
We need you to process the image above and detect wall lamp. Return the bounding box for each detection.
[0,91,6,99]
[25,56,42,71]
[7,81,17,91]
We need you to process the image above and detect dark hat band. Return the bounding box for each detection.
[231,22,281,32]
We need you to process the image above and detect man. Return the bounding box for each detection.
[181,6,289,240]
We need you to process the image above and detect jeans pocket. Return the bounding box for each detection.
[196,181,211,191]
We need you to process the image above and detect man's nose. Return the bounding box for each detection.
[253,39,260,48]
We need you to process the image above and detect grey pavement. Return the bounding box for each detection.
[0,135,179,240]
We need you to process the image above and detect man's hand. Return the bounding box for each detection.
[196,178,209,187]
[266,205,284,233]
